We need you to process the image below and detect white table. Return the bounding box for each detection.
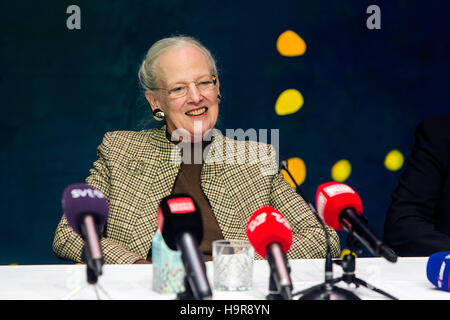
[0,257,447,300]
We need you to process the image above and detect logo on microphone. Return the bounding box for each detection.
[271,211,291,231]
[247,212,267,233]
[437,254,450,288]
[316,192,327,220]
[167,198,196,214]
[247,210,291,233]
[323,184,355,197]
[70,188,105,199]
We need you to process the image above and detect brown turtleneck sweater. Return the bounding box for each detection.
[160,131,224,261]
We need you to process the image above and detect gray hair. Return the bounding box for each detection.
[138,36,218,91]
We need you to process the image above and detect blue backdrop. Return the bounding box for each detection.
[1,0,449,264]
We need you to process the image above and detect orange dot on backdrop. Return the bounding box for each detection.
[276,30,307,57]
[281,157,306,188]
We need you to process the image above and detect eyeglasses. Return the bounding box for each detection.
[152,75,217,99]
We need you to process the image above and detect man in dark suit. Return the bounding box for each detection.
[384,113,450,256]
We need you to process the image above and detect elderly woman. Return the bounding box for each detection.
[53,36,340,264]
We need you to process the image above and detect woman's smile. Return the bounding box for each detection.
[185,107,208,117]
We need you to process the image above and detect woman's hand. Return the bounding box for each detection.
[133,259,151,264]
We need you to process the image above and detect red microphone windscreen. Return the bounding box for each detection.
[315,182,363,231]
[246,206,293,258]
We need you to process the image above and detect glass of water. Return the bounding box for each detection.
[212,240,254,291]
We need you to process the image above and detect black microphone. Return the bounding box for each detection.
[62,184,109,283]
[340,208,397,262]
[158,194,212,300]
[278,156,321,211]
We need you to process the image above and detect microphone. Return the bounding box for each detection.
[427,252,450,292]
[62,184,108,283]
[315,182,397,263]
[278,155,289,172]
[278,157,359,299]
[158,194,212,300]
[279,156,336,283]
[246,206,293,300]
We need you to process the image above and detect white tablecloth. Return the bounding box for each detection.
[0,257,447,300]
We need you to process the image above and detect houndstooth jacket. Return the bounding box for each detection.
[53,125,340,263]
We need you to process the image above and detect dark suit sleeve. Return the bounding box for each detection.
[383,116,450,256]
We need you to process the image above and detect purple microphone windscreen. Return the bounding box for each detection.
[426,251,450,292]
[62,184,109,235]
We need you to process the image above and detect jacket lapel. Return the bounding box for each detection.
[128,125,182,258]
[127,126,247,258]
[201,131,246,240]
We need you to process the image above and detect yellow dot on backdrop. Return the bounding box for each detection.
[331,159,352,182]
[281,157,306,188]
[277,30,307,57]
[384,149,404,171]
[275,89,304,116]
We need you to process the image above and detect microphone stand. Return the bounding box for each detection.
[292,216,360,300]
[331,233,398,300]
[61,278,112,300]
[61,229,112,300]
[279,158,359,300]
[267,273,286,300]
[281,158,398,300]
[59,245,112,300]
